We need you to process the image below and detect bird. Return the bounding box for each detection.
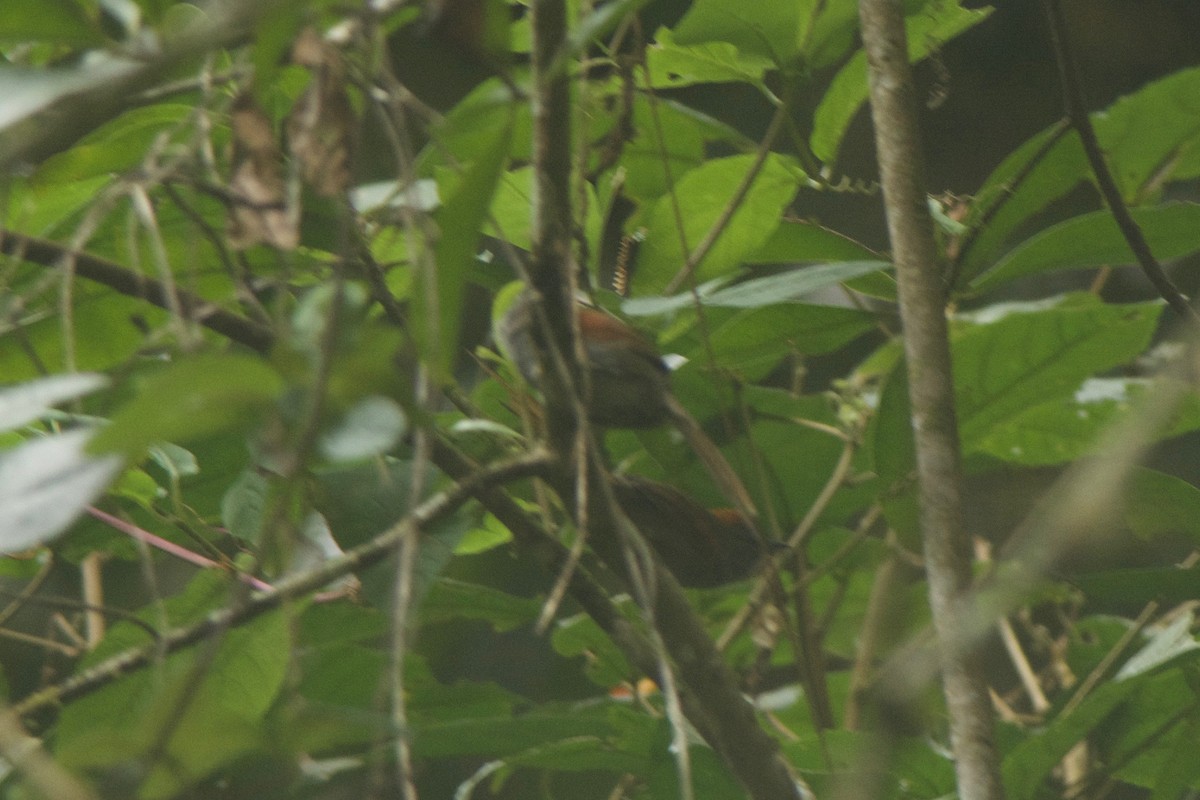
[611,476,773,588]
[493,287,758,521]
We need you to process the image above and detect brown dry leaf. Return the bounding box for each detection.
[227,94,298,250]
[287,27,354,198]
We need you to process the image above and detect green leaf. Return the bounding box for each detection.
[0,372,107,433]
[700,261,889,307]
[973,377,1200,466]
[414,120,511,380]
[0,284,160,379]
[455,512,514,554]
[222,468,270,544]
[33,104,193,186]
[952,296,1163,452]
[56,599,291,799]
[644,26,773,89]
[568,0,652,57]
[633,153,799,294]
[422,579,540,632]
[672,0,817,65]
[90,354,284,458]
[620,96,752,203]
[622,260,886,315]
[647,743,746,799]
[811,4,990,164]
[1003,680,1136,800]
[692,303,876,379]
[1093,66,1200,197]
[872,363,916,484]
[1072,567,1200,615]
[552,611,635,688]
[413,705,621,760]
[971,203,1200,292]
[1148,715,1200,800]
[423,78,528,170]
[0,0,102,45]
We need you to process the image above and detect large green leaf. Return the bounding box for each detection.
[747,220,881,264]
[952,296,1163,452]
[973,377,1200,465]
[1094,66,1200,197]
[689,303,876,379]
[971,203,1200,292]
[632,153,799,293]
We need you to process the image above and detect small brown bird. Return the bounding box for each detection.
[612,476,772,588]
[495,289,757,521]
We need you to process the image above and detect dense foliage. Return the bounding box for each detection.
[3,1,1200,798]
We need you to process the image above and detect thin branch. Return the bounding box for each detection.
[87,506,272,592]
[1042,0,1199,324]
[857,3,1004,800]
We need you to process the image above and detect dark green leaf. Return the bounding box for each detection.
[748,220,881,264]
[1073,567,1200,614]
[221,468,269,544]
[56,573,292,798]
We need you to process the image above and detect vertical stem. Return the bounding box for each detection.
[528,0,582,451]
[856,2,1005,800]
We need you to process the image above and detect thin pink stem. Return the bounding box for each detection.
[86,507,274,592]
